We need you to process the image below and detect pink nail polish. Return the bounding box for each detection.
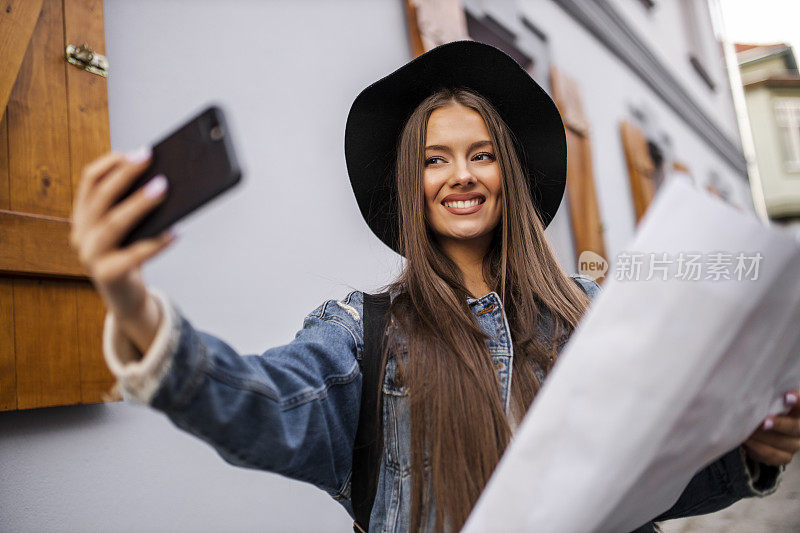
[125,146,152,164]
[786,392,798,406]
[143,174,168,198]
[763,418,774,431]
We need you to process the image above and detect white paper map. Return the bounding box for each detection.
[463,179,800,533]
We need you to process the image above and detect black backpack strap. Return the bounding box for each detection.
[352,292,391,533]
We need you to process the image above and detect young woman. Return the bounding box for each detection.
[70,41,797,532]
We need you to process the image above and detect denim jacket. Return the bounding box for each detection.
[103,274,782,532]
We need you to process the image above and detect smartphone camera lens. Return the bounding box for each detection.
[210,125,224,141]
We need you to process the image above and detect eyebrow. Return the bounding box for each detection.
[424,140,493,153]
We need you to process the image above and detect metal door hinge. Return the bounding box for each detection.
[65,43,108,77]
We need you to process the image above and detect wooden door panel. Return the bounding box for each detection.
[0,211,85,278]
[14,278,82,409]
[0,0,44,112]
[65,0,110,194]
[0,112,8,209]
[8,0,72,218]
[0,279,15,410]
[76,282,111,403]
[0,0,113,410]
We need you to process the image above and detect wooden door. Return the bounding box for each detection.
[620,121,657,224]
[550,66,607,278]
[0,0,113,410]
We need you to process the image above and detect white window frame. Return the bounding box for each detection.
[774,97,800,173]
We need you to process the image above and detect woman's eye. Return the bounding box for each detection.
[424,156,445,166]
[474,152,496,162]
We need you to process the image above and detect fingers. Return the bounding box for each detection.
[743,438,794,466]
[746,402,800,467]
[785,390,800,417]
[91,230,176,285]
[75,151,127,209]
[82,148,154,234]
[743,390,800,467]
[748,426,800,453]
[71,148,152,250]
[72,152,126,245]
[71,146,169,276]
[84,174,170,262]
[763,414,800,437]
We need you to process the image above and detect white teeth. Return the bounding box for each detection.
[444,198,481,208]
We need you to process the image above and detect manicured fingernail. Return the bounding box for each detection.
[143,174,168,198]
[786,392,798,406]
[125,146,152,164]
[763,418,774,431]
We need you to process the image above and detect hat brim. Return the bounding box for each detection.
[345,40,566,255]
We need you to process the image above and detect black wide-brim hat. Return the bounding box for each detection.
[345,40,566,255]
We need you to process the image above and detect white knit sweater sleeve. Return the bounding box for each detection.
[102,287,182,405]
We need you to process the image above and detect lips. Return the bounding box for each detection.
[442,192,485,203]
[441,193,486,215]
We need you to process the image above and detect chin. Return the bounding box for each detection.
[443,227,493,241]
[428,214,500,244]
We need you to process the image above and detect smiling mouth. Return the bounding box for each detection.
[443,198,484,208]
[441,194,486,214]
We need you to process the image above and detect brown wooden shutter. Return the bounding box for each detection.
[620,121,656,223]
[550,66,607,279]
[0,0,113,411]
[404,0,469,57]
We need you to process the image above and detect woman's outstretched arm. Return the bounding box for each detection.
[104,287,365,508]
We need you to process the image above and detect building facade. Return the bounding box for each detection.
[737,42,800,224]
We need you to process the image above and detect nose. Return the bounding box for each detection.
[449,161,476,188]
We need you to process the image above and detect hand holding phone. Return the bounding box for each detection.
[115,105,242,247]
[69,105,242,353]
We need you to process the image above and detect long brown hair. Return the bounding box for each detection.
[382,88,590,531]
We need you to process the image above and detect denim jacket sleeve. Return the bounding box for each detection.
[569,274,783,528]
[654,446,784,523]
[103,287,365,503]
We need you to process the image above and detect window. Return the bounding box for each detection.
[774,98,800,172]
[462,3,551,89]
[679,0,716,91]
[465,11,533,71]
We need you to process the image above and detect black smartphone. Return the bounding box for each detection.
[116,105,242,247]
